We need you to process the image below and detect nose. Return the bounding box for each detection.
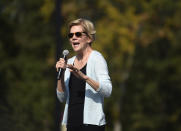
[72,34,78,40]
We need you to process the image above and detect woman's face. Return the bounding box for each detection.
[69,25,91,53]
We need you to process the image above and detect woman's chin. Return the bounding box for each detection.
[73,48,79,52]
[72,46,80,51]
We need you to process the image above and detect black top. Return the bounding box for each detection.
[67,64,87,125]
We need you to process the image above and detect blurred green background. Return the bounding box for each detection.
[1,0,181,131]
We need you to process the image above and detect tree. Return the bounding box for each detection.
[0,0,55,130]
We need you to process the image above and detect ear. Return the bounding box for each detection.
[87,37,92,44]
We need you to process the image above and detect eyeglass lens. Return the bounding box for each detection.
[68,32,84,38]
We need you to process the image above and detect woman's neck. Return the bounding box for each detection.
[76,47,93,61]
[74,47,92,69]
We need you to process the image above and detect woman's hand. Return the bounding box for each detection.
[67,64,88,80]
[67,64,100,91]
[56,58,67,72]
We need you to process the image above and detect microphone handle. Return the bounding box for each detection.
[57,55,67,80]
[57,68,62,80]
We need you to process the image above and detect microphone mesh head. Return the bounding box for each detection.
[63,49,69,56]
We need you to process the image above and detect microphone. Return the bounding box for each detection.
[57,49,69,80]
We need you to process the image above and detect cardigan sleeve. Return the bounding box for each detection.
[57,89,67,103]
[56,57,75,103]
[94,53,112,97]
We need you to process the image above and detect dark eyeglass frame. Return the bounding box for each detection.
[68,32,87,38]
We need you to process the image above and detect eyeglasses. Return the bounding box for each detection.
[68,32,87,38]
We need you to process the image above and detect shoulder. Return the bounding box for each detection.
[92,50,102,56]
[89,50,107,65]
[89,50,109,73]
[90,50,105,60]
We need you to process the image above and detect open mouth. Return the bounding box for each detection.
[73,42,80,46]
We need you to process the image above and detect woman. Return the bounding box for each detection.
[56,18,112,131]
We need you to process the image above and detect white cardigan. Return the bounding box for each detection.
[57,50,112,126]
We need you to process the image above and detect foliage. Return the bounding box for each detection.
[0,0,181,131]
[0,0,55,130]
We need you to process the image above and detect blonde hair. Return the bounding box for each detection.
[68,18,96,44]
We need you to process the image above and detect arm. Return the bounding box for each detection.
[94,54,112,97]
[67,64,100,91]
[56,59,67,102]
[57,71,65,92]
[67,54,112,97]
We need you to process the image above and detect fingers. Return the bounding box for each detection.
[67,64,79,72]
[67,64,83,79]
[55,58,66,72]
[66,64,73,69]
